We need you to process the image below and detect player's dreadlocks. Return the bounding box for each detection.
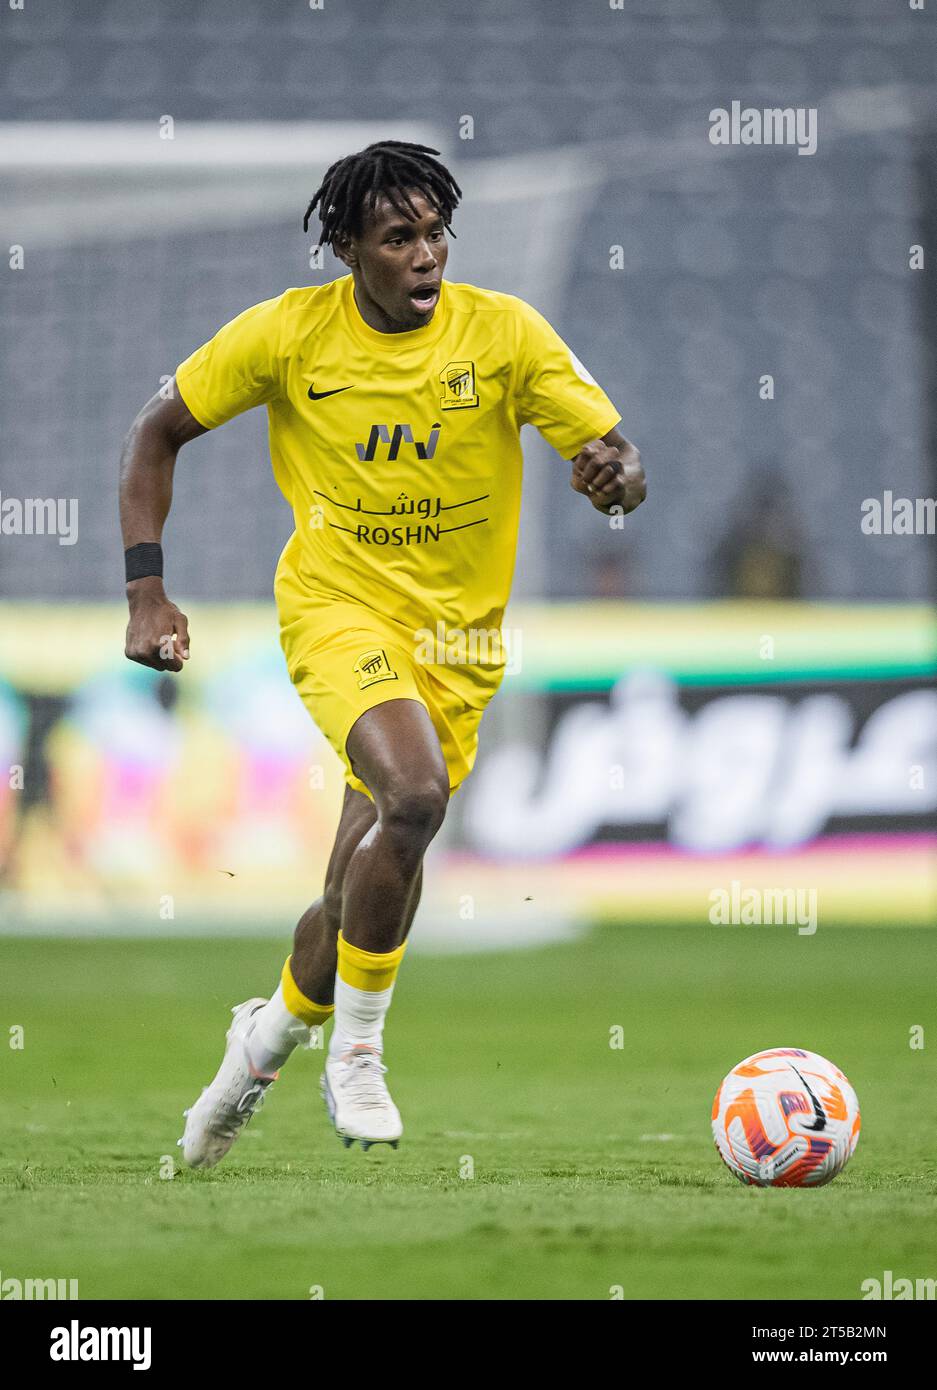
[303,140,461,250]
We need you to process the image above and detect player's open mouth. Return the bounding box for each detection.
[409,287,439,312]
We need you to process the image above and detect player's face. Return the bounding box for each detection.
[339,190,449,331]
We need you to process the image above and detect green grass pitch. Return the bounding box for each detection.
[1,925,935,1300]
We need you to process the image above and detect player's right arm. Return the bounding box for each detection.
[120,294,284,670]
[120,384,207,673]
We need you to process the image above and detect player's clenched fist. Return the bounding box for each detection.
[570,438,646,515]
[124,579,191,672]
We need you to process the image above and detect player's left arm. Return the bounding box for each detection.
[569,426,646,516]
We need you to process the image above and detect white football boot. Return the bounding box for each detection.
[321,1045,402,1150]
[180,998,277,1169]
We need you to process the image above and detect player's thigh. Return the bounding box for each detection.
[345,698,450,829]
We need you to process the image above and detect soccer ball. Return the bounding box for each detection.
[711,1048,861,1188]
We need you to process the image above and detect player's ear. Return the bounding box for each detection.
[333,235,355,269]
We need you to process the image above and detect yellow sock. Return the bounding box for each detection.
[280,955,335,1028]
[336,932,407,992]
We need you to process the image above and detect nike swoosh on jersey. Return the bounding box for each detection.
[308,384,355,400]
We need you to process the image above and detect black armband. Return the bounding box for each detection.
[125,542,164,583]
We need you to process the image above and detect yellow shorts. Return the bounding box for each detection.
[277,581,504,801]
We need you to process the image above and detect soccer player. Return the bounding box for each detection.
[119,141,645,1166]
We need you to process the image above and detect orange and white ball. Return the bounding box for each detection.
[712,1048,861,1188]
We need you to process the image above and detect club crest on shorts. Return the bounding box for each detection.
[438,360,478,410]
[353,648,398,689]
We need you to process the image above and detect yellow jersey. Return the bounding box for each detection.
[175,274,620,645]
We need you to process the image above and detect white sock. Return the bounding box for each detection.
[328,977,395,1061]
[247,983,312,1075]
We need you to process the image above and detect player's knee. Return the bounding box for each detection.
[379,776,448,849]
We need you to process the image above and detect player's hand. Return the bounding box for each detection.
[570,439,646,515]
[124,578,191,672]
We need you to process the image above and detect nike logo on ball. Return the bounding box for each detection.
[308,384,354,400]
[792,1066,827,1132]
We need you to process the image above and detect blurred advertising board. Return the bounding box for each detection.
[0,601,934,938]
